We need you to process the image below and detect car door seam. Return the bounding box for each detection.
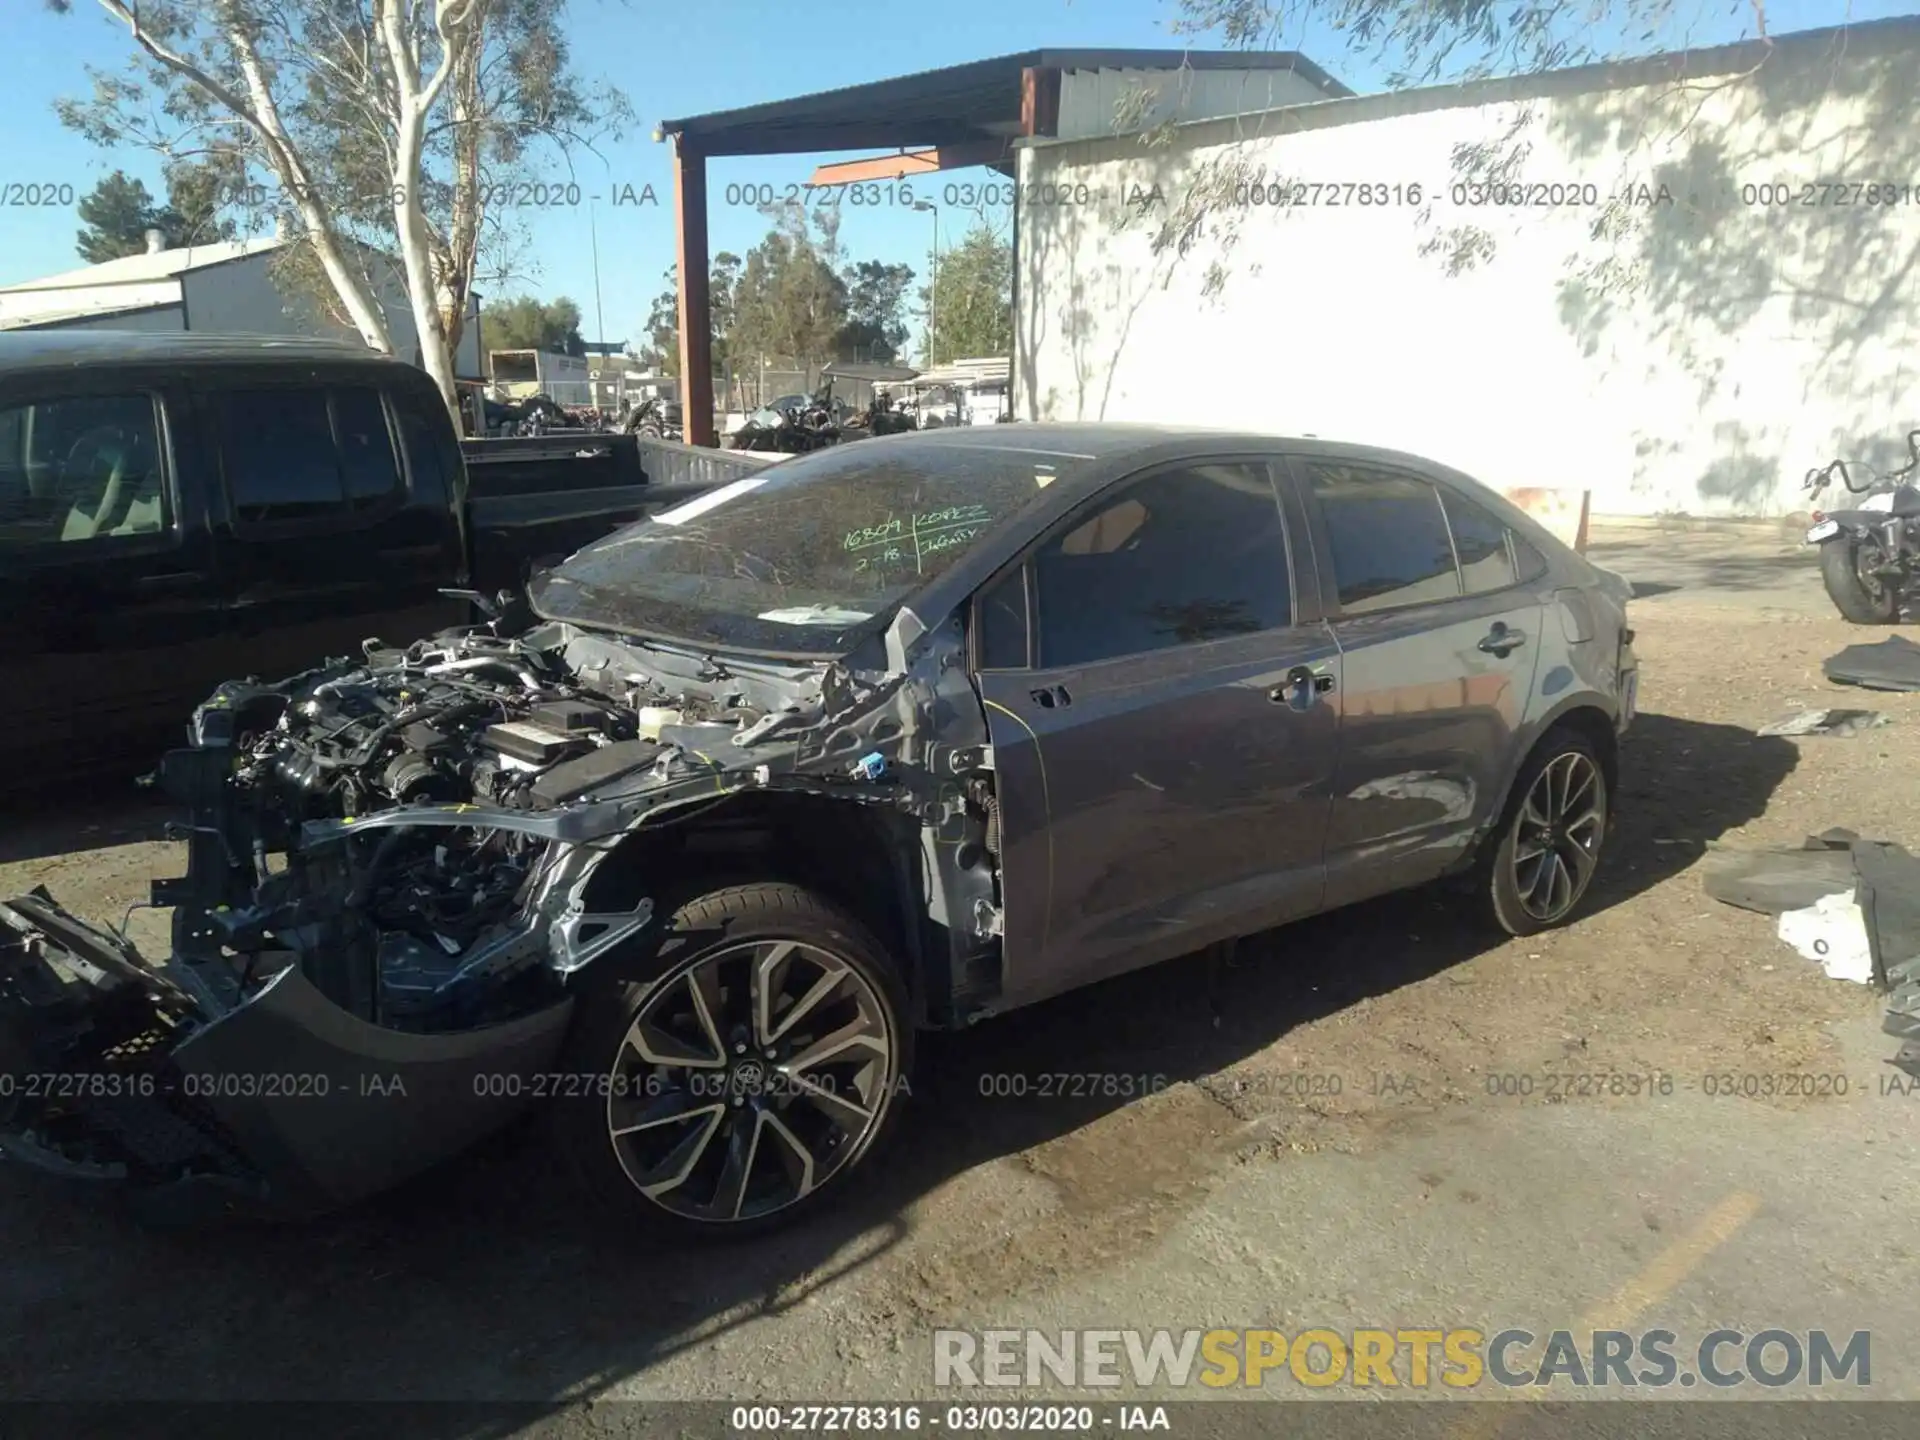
[982,696,1055,961]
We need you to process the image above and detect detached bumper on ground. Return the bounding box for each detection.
[0,889,571,1221]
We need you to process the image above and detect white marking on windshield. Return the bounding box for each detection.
[650,476,767,525]
[757,605,874,626]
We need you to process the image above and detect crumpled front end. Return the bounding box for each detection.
[0,608,1005,1218]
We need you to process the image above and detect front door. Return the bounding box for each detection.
[973,457,1342,1009]
[1285,457,1549,907]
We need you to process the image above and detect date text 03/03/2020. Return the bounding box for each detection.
[729,1404,1173,1434]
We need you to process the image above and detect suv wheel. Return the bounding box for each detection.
[553,882,911,1239]
[1479,731,1609,936]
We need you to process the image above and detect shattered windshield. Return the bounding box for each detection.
[529,443,1064,654]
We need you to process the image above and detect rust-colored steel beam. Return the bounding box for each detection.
[806,141,1012,188]
[1019,66,1061,138]
[673,136,715,447]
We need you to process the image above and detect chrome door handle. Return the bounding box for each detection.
[1479,624,1527,655]
[1271,666,1334,705]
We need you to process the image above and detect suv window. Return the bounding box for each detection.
[1443,489,1518,595]
[1032,463,1291,668]
[218,387,401,525]
[1306,463,1462,614]
[0,393,168,548]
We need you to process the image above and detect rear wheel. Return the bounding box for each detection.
[1819,538,1900,623]
[1478,731,1609,936]
[552,882,912,1239]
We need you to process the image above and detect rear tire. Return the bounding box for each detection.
[1477,730,1610,937]
[552,882,912,1241]
[1819,539,1900,623]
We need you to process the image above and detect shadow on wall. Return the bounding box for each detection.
[1548,23,1920,508]
[1017,19,1920,513]
[1016,144,1261,423]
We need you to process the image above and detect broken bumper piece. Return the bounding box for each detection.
[0,891,572,1222]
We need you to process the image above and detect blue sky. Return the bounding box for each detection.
[2,0,1898,354]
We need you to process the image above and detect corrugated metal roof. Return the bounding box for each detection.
[658,49,1348,156]
[0,237,285,294]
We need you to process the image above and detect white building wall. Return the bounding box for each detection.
[1016,21,1920,517]
[1056,67,1333,142]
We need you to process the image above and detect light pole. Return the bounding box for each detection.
[912,200,939,366]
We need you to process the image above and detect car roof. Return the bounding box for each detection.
[862,421,1462,475]
[0,329,407,377]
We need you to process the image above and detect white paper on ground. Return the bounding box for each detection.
[1776,890,1875,983]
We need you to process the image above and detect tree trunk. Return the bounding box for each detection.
[394,129,459,418]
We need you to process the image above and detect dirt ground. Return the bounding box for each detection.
[4,516,1920,1419]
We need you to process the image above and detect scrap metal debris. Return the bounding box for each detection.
[1702,829,1920,1071]
[1824,635,1920,692]
[1756,708,1890,737]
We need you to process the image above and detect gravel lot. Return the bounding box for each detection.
[4,517,1919,1423]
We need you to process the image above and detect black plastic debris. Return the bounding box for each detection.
[1703,827,1920,991]
[1825,634,1920,692]
[1886,954,1920,1079]
[1703,829,1920,1072]
[1700,829,1862,916]
[1756,708,1889,737]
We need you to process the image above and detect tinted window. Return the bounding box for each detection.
[1033,463,1291,669]
[1308,464,1461,614]
[1512,532,1549,582]
[218,388,400,524]
[976,565,1029,669]
[334,388,401,502]
[1444,490,1517,594]
[0,393,168,548]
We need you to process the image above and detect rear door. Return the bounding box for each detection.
[1282,457,1549,907]
[0,381,228,777]
[205,377,464,674]
[972,456,1342,1008]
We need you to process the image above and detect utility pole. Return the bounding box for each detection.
[589,199,608,358]
[913,201,940,365]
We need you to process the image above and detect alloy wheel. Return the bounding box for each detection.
[1511,752,1606,923]
[604,939,897,1224]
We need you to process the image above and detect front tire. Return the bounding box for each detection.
[552,882,912,1240]
[1478,731,1609,937]
[1819,538,1900,623]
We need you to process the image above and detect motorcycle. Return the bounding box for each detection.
[1805,428,1920,623]
[623,394,683,441]
[732,390,842,453]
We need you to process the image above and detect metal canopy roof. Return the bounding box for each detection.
[658,48,1351,156]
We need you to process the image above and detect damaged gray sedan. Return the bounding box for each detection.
[0,425,1636,1235]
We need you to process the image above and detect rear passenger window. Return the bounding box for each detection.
[1443,490,1518,595]
[1307,464,1462,614]
[218,387,401,525]
[1032,463,1291,668]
